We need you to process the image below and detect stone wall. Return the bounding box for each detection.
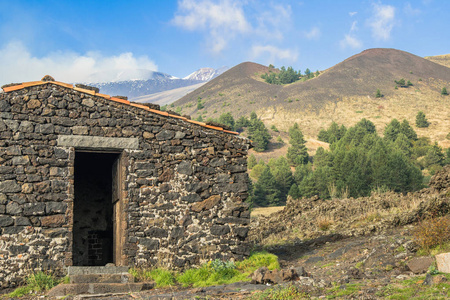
[0,83,251,288]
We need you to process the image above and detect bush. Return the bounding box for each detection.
[413,216,450,251]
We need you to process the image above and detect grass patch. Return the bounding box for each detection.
[7,271,59,298]
[248,284,310,300]
[355,110,363,113]
[376,274,450,299]
[130,252,279,288]
[326,283,362,299]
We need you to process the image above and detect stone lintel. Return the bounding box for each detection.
[57,135,139,150]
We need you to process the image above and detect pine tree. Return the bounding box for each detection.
[441,87,448,95]
[287,123,308,166]
[416,111,430,128]
[288,183,301,199]
[247,154,257,169]
[218,112,235,131]
[400,119,418,141]
[268,157,293,202]
[384,119,401,141]
[253,166,282,206]
[375,89,383,98]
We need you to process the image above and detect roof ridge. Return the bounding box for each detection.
[1,80,239,135]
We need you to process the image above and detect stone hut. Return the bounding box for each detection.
[0,77,251,288]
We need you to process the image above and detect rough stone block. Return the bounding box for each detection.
[436,253,450,273]
[406,257,434,274]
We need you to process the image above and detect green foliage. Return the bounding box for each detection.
[423,142,445,168]
[247,112,271,152]
[395,78,406,87]
[442,87,448,95]
[8,271,59,298]
[317,122,347,144]
[248,284,309,300]
[287,123,308,166]
[235,251,280,272]
[247,154,257,169]
[160,104,167,111]
[267,157,294,203]
[384,119,417,142]
[296,120,423,199]
[249,160,266,180]
[416,111,430,128]
[218,112,235,131]
[270,124,279,132]
[376,89,383,98]
[288,183,301,199]
[407,80,413,86]
[176,252,279,288]
[261,65,302,84]
[129,268,176,287]
[197,97,204,110]
[196,115,203,122]
[253,166,282,206]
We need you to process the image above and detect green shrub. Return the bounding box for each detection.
[129,268,176,287]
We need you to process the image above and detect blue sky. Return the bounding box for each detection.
[1,0,449,85]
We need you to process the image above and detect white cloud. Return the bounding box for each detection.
[340,21,362,49]
[404,3,421,16]
[349,11,357,17]
[172,1,294,55]
[172,0,250,53]
[369,3,396,41]
[305,27,321,40]
[340,34,362,49]
[250,45,298,63]
[0,41,158,85]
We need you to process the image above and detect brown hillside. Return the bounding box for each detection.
[425,54,450,68]
[173,49,450,147]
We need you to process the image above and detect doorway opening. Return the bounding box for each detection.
[73,151,121,266]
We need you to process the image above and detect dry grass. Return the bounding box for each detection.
[251,206,285,218]
[250,188,448,247]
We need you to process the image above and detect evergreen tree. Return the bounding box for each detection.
[287,123,308,166]
[400,119,418,141]
[393,133,412,157]
[253,166,282,206]
[268,157,293,203]
[288,183,301,199]
[384,119,401,141]
[247,154,257,169]
[416,111,430,128]
[375,89,383,98]
[441,87,448,95]
[218,112,235,131]
[423,142,445,167]
[247,112,270,152]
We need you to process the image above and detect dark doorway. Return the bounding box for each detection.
[73,152,120,266]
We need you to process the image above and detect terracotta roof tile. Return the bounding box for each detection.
[2,84,25,92]
[0,79,238,135]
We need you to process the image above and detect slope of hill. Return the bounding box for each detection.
[425,54,450,68]
[174,49,450,147]
[133,82,206,106]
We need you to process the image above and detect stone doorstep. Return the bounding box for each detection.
[67,266,130,275]
[70,273,134,284]
[47,282,154,298]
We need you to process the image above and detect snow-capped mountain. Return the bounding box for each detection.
[183,66,228,81]
[86,69,176,83]
[88,67,227,100]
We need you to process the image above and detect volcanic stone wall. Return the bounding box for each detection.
[0,83,251,288]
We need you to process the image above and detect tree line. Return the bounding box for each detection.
[261,65,319,85]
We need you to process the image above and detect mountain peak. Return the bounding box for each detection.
[183,67,228,81]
